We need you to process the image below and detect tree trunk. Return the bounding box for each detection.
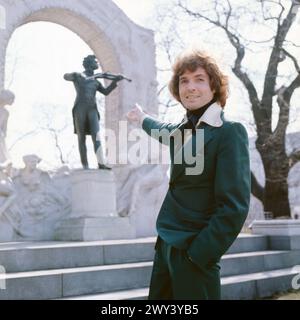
[264,178,291,218]
[251,171,264,202]
[262,153,291,218]
[257,139,291,219]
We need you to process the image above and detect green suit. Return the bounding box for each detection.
[142,104,251,299]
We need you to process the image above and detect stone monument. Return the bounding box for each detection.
[0,0,169,241]
[55,169,136,241]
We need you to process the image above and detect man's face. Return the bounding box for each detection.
[91,58,99,70]
[94,59,99,70]
[26,159,37,170]
[84,57,98,71]
[179,67,215,110]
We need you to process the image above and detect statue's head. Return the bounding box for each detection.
[23,154,41,170]
[0,160,12,177]
[0,90,15,107]
[83,55,98,71]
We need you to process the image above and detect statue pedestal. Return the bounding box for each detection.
[251,219,300,236]
[251,219,300,251]
[54,170,135,241]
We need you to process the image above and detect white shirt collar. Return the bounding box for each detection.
[182,102,223,128]
[198,102,223,127]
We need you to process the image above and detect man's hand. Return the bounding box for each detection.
[126,104,147,124]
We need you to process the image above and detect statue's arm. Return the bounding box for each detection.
[0,194,16,216]
[64,73,76,81]
[0,183,14,196]
[97,80,118,96]
[0,182,15,216]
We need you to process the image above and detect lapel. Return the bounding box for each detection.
[169,116,188,137]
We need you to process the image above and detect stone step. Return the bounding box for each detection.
[220,249,300,277]
[0,238,156,273]
[58,287,149,300]
[0,234,267,273]
[58,266,300,300]
[0,261,153,300]
[221,266,300,299]
[226,233,268,254]
[1,249,299,300]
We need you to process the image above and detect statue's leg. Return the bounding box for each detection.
[88,111,111,170]
[78,134,89,169]
[74,114,88,169]
[91,132,101,154]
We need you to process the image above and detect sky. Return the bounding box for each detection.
[3,0,300,169]
[113,0,157,25]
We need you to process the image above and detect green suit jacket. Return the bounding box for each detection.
[142,109,251,270]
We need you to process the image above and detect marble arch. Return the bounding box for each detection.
[0,0,158,135]
[0,0,166,239]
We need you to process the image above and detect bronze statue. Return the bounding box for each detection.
[64,55,128,169]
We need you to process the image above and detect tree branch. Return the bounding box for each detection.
[8,130,38,151]
[47,127,66,165]
[251,171,264,202]
[259,0,285,22]
[261,2,299,108]
[274,40,300,135]
[273,46,300,135]
[285,73,300,97]
[281,48,300,73]
[273,86,289,139]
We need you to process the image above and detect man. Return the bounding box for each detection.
[64,55,123,169]
[126,49,251,299]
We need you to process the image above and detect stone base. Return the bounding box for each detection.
[71,169,118,218]
[54,217,136,241]
[251,219,300,236]
[53,170,138,241]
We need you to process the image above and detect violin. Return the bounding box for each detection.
[86,72,132,82]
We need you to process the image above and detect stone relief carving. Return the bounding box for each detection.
[0,161,23,241]
[117,164,169,218]
[0,90,15,163]
[0,155,71,240]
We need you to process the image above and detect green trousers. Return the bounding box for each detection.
[148,237,221,300]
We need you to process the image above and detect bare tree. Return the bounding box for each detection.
[8,103,75,167]
[158,0,300,218]
[37,104,74,166]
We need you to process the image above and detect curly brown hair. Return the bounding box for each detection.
[168,49,229,108]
